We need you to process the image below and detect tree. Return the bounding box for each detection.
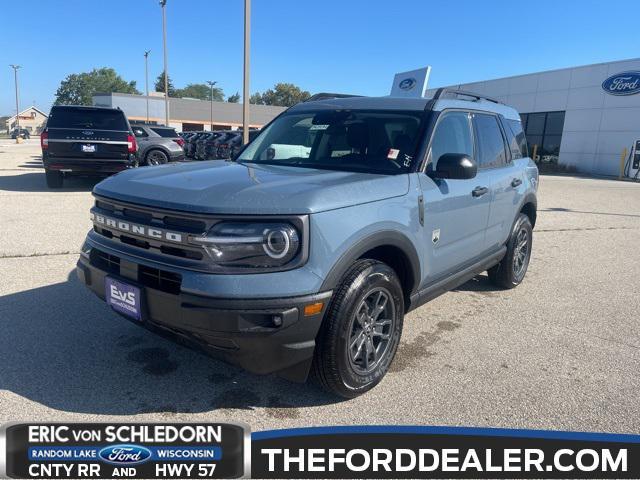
[250,83,310,107]
[154,71,176,97]
[249,92,264,105]
[176,83,224,101]
[226,92,241,103]
[54,68,139,106]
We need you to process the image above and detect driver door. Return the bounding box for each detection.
[417,110,492,285]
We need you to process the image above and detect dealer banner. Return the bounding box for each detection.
[251,426,640,479]
[2,423,639,479]
[0,422,249,479]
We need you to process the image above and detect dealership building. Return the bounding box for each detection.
[92,92,286,132]
[426,57,640,176]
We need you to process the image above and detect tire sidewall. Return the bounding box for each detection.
[506,214,533,286]
[146,150,168,166]
[333,263,404,394]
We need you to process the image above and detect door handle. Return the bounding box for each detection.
[472,186,489,197]
[511,178,522,188]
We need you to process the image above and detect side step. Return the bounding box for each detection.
[408,247,506,312]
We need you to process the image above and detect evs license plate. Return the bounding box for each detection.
[81,144,96,153]
[105,277,142,321]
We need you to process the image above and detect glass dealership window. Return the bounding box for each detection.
[520,111,565,163]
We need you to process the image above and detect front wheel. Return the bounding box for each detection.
[488,213,533,288]
[312,259,404,398]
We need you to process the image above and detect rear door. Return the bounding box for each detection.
[473,113,523,249]
[418,110,493,282]
[46,107,130,160]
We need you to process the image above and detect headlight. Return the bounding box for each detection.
[191,222,301,269]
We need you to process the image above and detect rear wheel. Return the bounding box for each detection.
[313,259,404,398]
[488,213,533,288]
[145,149,168,166]
[45,169,63,189]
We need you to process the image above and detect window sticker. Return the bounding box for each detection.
[387,148,400,160]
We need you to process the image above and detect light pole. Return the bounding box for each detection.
[206,80,216,130]
[10,64,21,142]
[144,50,151,123]
[242,0,250,144]
[160,0,170,126]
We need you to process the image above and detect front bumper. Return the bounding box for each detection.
[76,252,332,382]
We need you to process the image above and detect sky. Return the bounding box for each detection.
[1,0,639,116]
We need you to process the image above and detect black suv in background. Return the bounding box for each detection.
[41,105,138,188]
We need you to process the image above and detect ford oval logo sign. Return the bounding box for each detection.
[98,444,152,465]
[398,78,416,91]
[602,71,640,96]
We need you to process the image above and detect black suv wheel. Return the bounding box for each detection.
[45,169,63,189]
[488,213,533,288]
[313,259,404,398]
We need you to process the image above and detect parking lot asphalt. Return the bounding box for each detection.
[1,139,639,434]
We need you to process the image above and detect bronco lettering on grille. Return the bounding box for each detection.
[90,212,184,243]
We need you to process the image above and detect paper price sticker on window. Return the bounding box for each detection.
[387,148,400,160]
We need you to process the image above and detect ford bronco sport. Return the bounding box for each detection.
[77,89,538,398]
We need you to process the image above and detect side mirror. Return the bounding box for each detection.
[433,153,477,180]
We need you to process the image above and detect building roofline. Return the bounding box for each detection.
[7,105,49,120]
[431,56,640,88]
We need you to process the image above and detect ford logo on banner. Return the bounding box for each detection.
[398,78,417,91]
[98,444,152,465]
[602,71,640,96]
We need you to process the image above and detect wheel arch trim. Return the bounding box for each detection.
[319,230,421,295]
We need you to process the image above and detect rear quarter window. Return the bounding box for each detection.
[150,127,178,138]
[47,107,128,130]
[507,119,528,158]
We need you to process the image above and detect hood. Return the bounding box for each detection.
[93,161,410,214]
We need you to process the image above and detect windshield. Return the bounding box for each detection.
[237,109,424,174]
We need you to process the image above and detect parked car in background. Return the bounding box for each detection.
[202,131,228,159]
[11,128,31,139]
[42,105,138,188]
[194,132,216,160]
[185,132,207,158]
[131,124,185,166]
[215,132,242,159]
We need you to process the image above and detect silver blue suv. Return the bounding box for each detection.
[77,89,538,398]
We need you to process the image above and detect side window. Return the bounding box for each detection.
[507,119,528,158]
[132,126,147,138]
[502,118,521,160]
[428,111,473,169]
[474,114,507,168]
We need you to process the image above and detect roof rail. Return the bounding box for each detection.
[432,88,501,104]
[304,92,363,102]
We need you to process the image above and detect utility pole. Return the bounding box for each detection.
[10,65,21,142]
[242,0,250,144]
[206,80,216,130]
[160,0,170,126]
[144,50,151,123]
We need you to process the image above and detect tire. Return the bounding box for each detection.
[145,149,168,166]
[312,259,404,398]
[488,213,533,289]
[45,169,63,189]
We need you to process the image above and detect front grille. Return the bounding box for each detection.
[90,249,120,274]
[138,265,182,294]
[92,197,212,265]
[90,247,182,295]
